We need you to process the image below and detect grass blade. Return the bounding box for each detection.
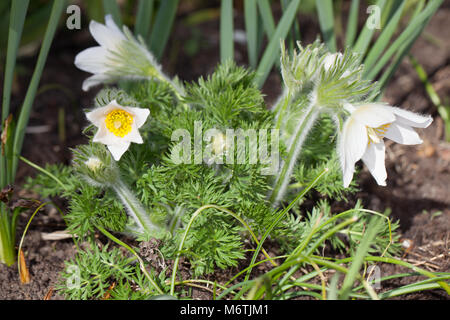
[257,0,275,39]
[315,0,336,52]
[409,54,450,140]
[134,0,154,40]
[255,0,301,88]
[244,167,328,281]
[339,216,383,300]
[353,0,387,56]
[1,0,29,187]
[148,0,179,61]
[220,0,234,62]
[102,0,122,26]
[11,0,65,179]
[365,0,443,81]
[345,0,359,47]
[363,0,406,71]
[244,0,258,68]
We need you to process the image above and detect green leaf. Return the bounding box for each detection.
[345,0,359,47]
[315,0,336,52]
[103,0,122,27]
[220,0,234,62]
[365,0,443,81]
[353,0,387,56]
[363,0,406,71]
[135,0,154,40]
[339,216,383,300]
[2,0,29,128]
[257,0,275,39]
[244,0,258,68]
[148,0,179,61]
[102,0,122,27]
[1,0,29,187]
[255,0,301,88]
[11,0,66,179]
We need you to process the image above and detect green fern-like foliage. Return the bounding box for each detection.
[27,60,402,296]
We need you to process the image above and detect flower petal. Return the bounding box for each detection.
[107,141,131,161]
[339,117,368,187]
[104,14,123,35]
[127,107,150,128]
[353,104,396,128]
[89,19,125,50]
[342,118,368,168]
[342,162,356,188]
[390,107,433,128]
[93,124,120,145]
[86,103,119,125]
[361,142,387,186]
[384,122,423,145]
[81,73,111,91]
[124,124,144,144]
[323,53,342,71]
[74,47,109,74]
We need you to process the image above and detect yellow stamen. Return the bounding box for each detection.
[105,109,133,137]
[367,123,391,145]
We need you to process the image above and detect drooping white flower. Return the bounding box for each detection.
[75,15,161,91]
[338,103,432,187]
[86,99,150,161]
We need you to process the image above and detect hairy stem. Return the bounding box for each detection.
[112,180,158,235]
[269,98,320,206]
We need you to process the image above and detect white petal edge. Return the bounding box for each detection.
[384,122,423,145]
[338,117,367,188]
[82,73,111,91]
[89,19,125,50]
[361,142,387,186]
[353,104,396,128]
[390,107,433,128]
[74,47,109,74]
[342,117,368,171]
[124,124,144,144]
[107,141,131,161]
[105,15,124,36]
[342,162,355,188]
[128,107,150,128]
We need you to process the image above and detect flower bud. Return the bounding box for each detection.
[72,143,120,187]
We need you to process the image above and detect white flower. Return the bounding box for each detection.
[338,103,432,187]
[75,15,160,91]
[322,52,351,78]
[86,100,150,161]
[85,157,103,172]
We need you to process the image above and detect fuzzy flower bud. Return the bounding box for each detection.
[72,144,119,187]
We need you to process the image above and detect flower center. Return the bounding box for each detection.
[367,123,391,145]
[105,109,133,137]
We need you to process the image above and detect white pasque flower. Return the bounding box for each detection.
[86,100,150,161]
[338,103,432,187]
[322,52,351,78]
[74,15,160,91]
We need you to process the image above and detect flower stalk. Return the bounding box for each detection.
[112,180,159,235]
[269,96,320,205]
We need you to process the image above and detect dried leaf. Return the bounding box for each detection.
[102,282,116,300]
[1,114,12,156]
[19,249,31,284]
[12,199,40,210]
[41,230,75,241]
[43,287,53,300]
[0,185,14,203]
